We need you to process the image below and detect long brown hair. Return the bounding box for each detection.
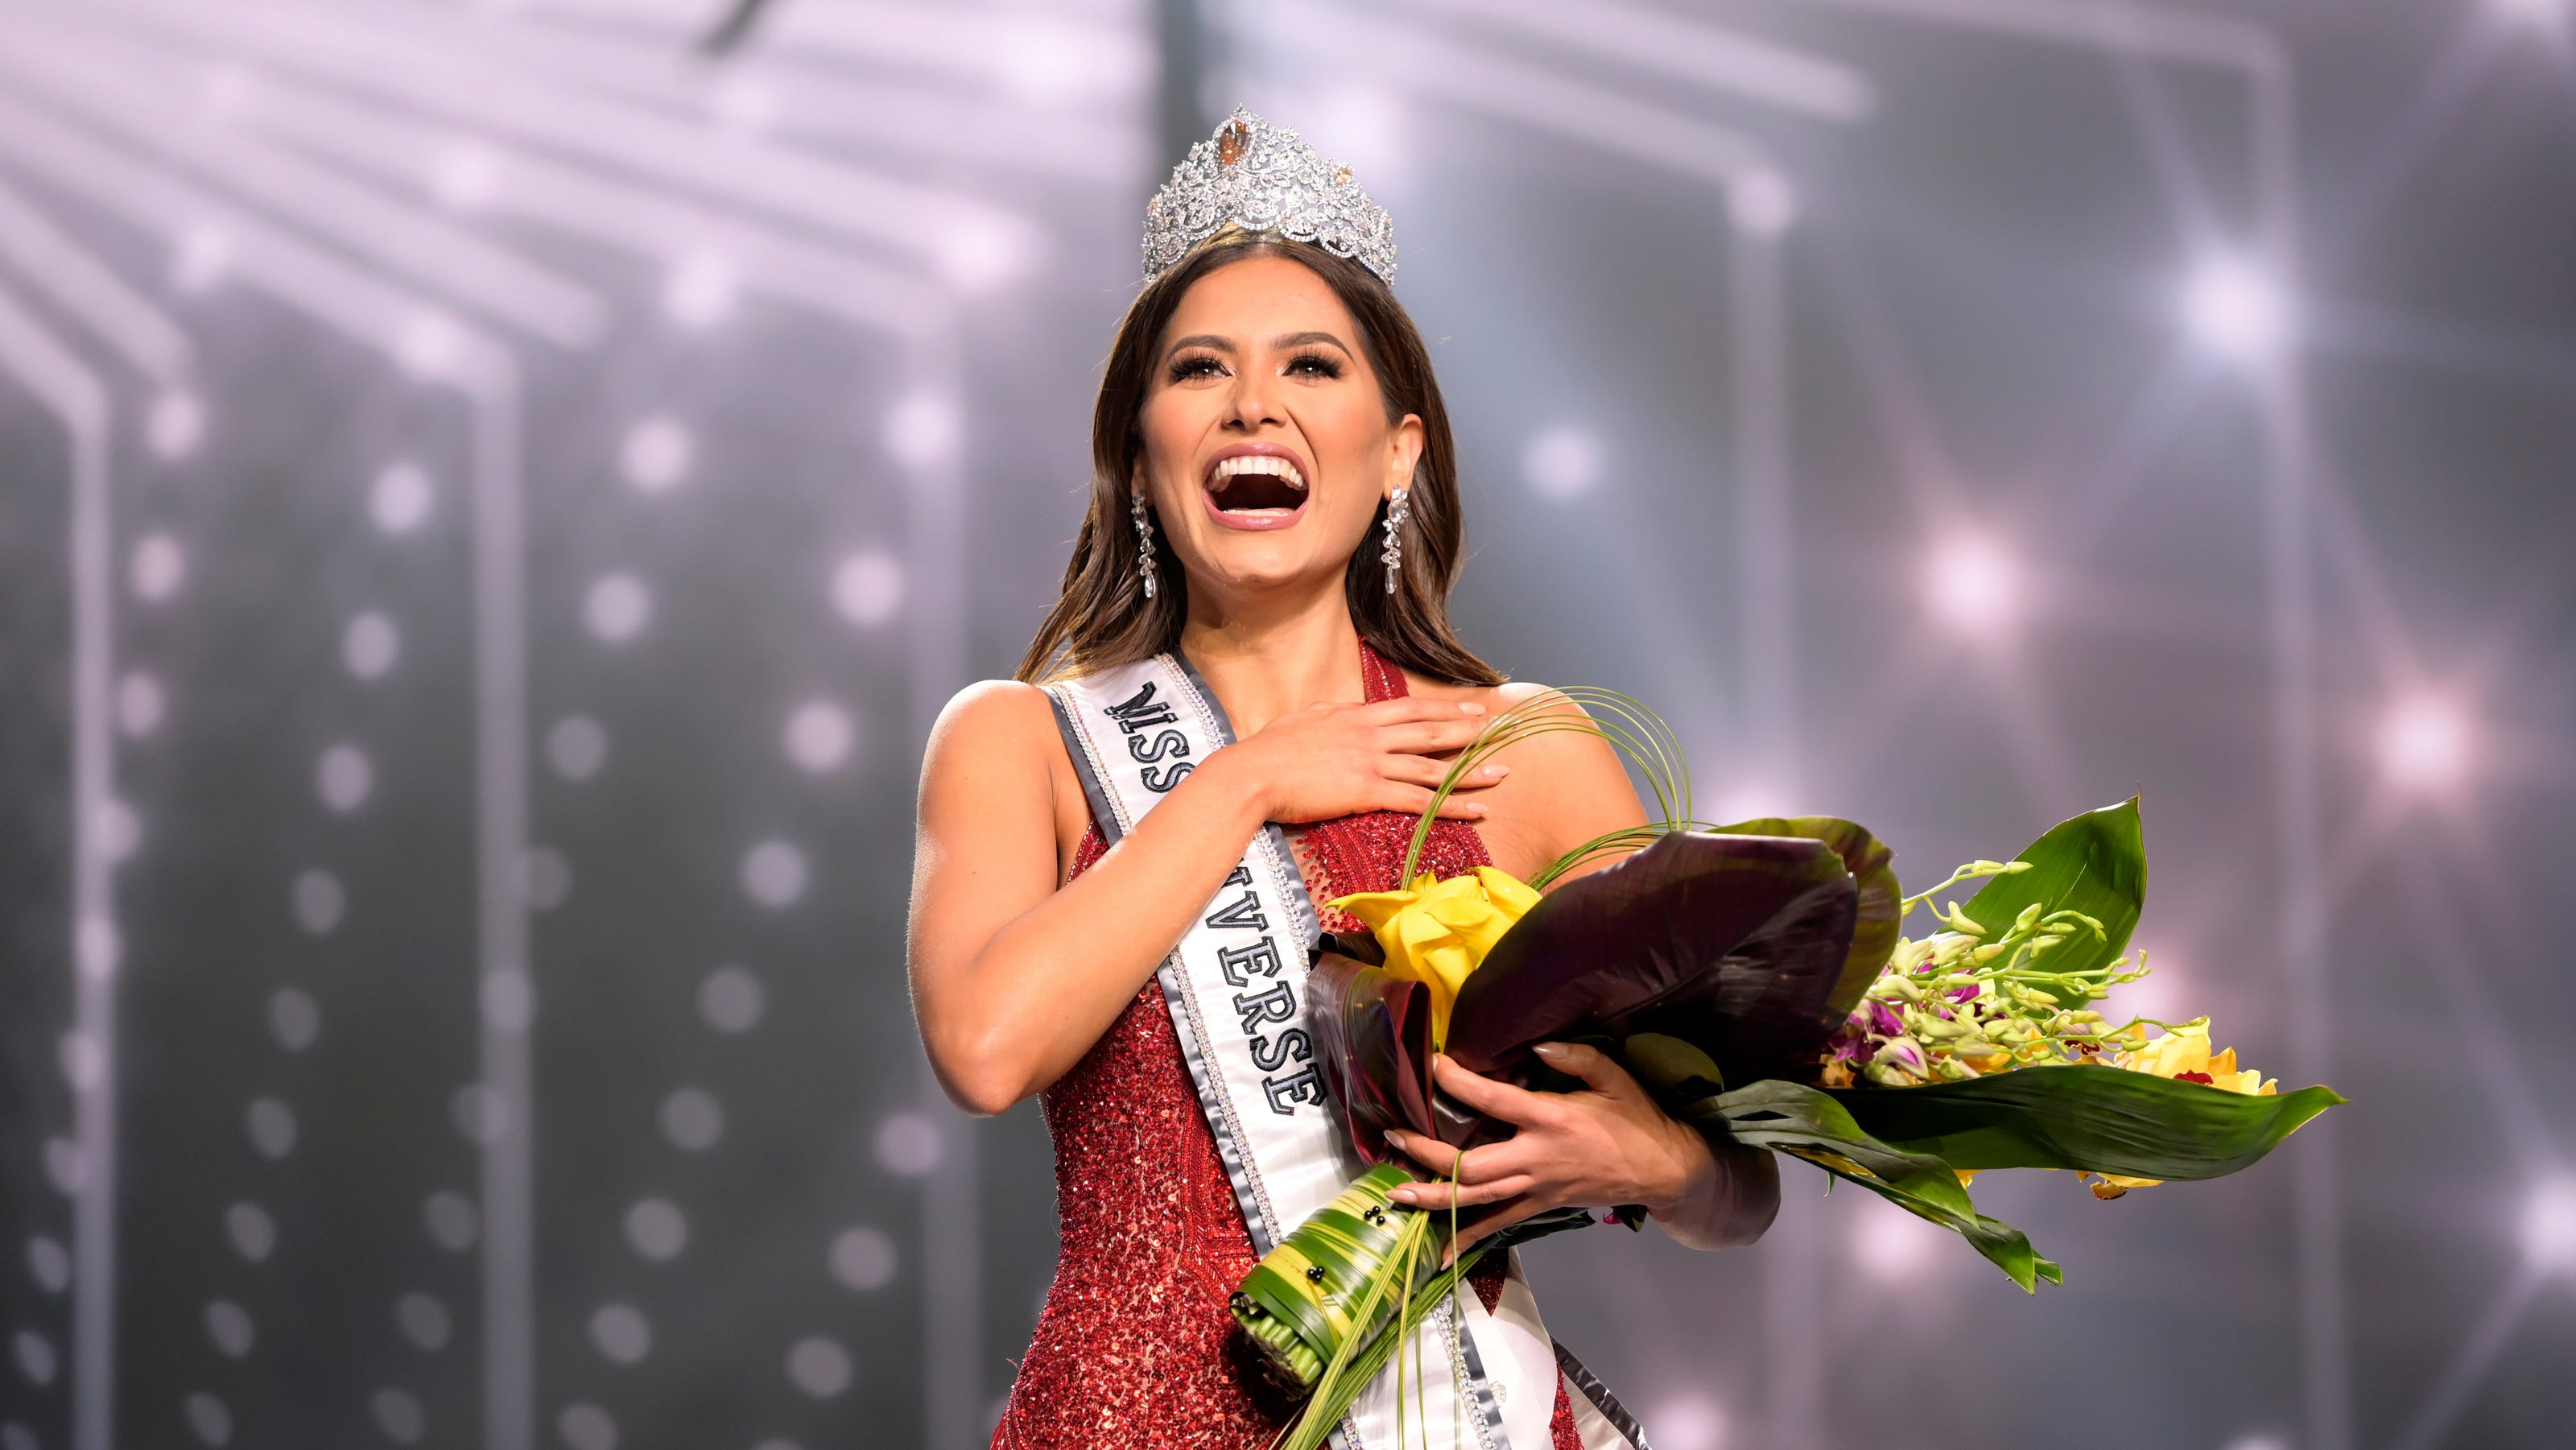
[1015,233,1503,687]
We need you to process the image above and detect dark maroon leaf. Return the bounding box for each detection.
[1439,831,1864,1113]
[1307,952,1434,1163]
[1711,816,1900,1020]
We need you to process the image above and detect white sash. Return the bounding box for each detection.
[1046,653,1647,1450]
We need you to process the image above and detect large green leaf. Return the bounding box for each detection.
[1827,1066,2345,1178]
[1959,798,2146,980]
[1677,1080,2062,1291]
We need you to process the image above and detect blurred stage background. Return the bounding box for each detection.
[2,1,2573,1448]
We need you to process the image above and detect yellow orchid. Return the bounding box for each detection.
[1330,867,1542,1049]
[2088,1019,2279,1197]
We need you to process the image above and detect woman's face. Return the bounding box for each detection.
[1136,253,1422,604]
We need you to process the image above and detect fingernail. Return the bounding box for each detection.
[1533,1043,1567,1060]
[1389,1188,1417,1204]
[1483,763,1509,778]
[1465,803,1488,817]
[1459,703,1484,714]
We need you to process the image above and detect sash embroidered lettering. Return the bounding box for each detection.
[1250,1027,1311,1072]
[1262,1064,1329,1115]
[1216,938,1284,987]
[1127,727,1189,764]
[1203,890,1269,933]
[1104,680,1179,733]
[1234,981,1297,1034]
[1141,761,1193,792]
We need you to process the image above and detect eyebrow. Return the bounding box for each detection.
[1163,330,1356,359]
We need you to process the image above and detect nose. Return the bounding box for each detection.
[1222,364,1284,432]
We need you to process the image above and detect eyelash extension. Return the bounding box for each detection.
[1165,350,1344,383]
[1284,351,1344,378]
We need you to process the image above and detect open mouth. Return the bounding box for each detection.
[1203,453,1309,518]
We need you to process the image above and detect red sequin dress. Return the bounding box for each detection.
[993,643,1587,1450]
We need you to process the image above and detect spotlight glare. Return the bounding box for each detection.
[884,392,960,471]
[172,225,233,295]
[710,77,782,136]
[1728,168,1798,238]
[2491,0,2568,29]
[2523,1178,2576,1271]
[1925,533,2020,631]
[196,64,258,122]
[1521,425,1602,502]
[2184,258,2287,358]
[1315,88,1415,196]
[396,311,463,380]
[2376,695,2472,791]
[147,390,206,461]
[1645,1392,1728,1450]
[664,253,739,328]
[1852,1204,1945,1282]
[431,143,502,212]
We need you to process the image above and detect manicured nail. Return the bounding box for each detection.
[1483,763,1509,778]
[1464,803,1488,817]
[1458,703,1485,714]
[1533,1043,1567,1061]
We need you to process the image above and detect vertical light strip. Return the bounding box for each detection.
[0,283,116,1450]
[1727,203,1825,1450]
[2251,61,2350,1450]
[903,335,980,1449]
[471,364,537,1450]
[1729,210,1796,790]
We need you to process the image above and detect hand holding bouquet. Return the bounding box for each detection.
[1229,690,2342,1448]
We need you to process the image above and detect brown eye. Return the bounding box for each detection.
[1169,355,1225,382]
[1285,353,1343,378]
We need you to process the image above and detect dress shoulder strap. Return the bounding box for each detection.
[1358,639,1406,702]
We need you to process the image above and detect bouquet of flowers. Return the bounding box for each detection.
[1228,691,2342,1448]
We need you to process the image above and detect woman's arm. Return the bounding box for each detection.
[909,681,1501,1116]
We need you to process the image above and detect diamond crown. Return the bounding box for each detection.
[1142,109,1397,285]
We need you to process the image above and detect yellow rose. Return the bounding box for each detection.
[1331,867,1542,1049]
[2090,1020,2279,1196]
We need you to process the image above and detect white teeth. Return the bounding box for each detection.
[1210,454,1307,490]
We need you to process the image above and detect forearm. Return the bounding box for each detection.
[1645,1133,1781,1250]
[918,752,1272,1113]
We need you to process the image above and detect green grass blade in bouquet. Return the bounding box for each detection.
[1229,1164,1438,1394]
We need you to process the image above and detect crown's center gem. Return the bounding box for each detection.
[1216,118,1251,167]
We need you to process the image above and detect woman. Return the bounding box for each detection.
[910,112,1779,1450]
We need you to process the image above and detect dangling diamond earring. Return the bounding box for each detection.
[1379,486,1410,595]
[1131,491,1158,601]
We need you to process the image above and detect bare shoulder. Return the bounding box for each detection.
[928,679,1057,755]
[1394,676,1621,774]
[923,680,1075,799]
[1401,673,1645,878]
[922,680,1094,870]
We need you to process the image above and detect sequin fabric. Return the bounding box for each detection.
[994,643,1586,1449]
